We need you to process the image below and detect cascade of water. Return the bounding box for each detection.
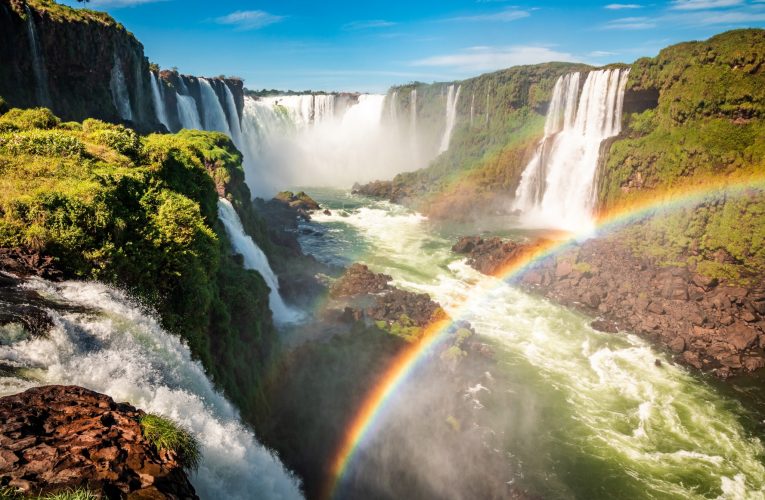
[199,79,231,134]
[0,279,303,500]
[388,91,398,122]
[410,88,418,164]
[470,93,475,126]
[513,68,630,231]
[176,94,203,130]
[438,84,462,153]
[110,54,133,121]
[217,198,301,324]
[23,5,50,107]
[223,83,243,147]
[149,71,171,130]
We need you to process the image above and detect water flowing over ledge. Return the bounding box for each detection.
[514,68,630,231]
[0,279,303,500]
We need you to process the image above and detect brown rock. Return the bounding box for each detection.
[726,322,758,351]
[668,337,686,353]
[555,260,573,279]
[0,386,197,499]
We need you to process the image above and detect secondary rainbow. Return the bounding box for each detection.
[324,174,765,499]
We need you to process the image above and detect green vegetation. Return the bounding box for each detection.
[0,105,278,424]
[139,413,201,470]
[599,29,765,282]
[22,0,122,29]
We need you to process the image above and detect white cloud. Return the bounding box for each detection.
[343,20,397,30]
[589,50,618,57]
[665,7,765,24]
[445,7,530,22]
[604,3,643,9]
[601,16,657,29]
[411,45,579,72]
[669,0,744,10]
[214,10,284,30]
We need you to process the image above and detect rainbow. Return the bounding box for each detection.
[324,174,765,499]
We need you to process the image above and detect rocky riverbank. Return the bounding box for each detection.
[453,235,765,378]
[0,385,197,499]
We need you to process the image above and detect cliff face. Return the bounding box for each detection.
[0,0,159,132]
[0,385,198,499]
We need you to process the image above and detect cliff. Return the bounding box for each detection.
[0,0,245,134]
[0,385,198,499]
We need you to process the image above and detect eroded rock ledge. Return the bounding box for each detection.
[453,235,765,378]
[0,385,198,499]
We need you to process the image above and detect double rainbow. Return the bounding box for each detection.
[324,175,765,499]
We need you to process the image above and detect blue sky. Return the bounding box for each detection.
[61,0,765,92]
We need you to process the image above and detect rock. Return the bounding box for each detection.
[555,260,573,279]
[668,336,686,353]
[323,209,332,216]
[0,386,197,499]
[274,190,321,211]
[726,322,758,351]
[654,359,663,367]
[452,236,482,255]
[590,319,619,333]
[330,264,391,298]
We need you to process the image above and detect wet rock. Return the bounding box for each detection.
[331,264,391,298]
[590,319,619,333]
[0,385,197,499]
[668,337,686,353]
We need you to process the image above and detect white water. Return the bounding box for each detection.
[308,196,765,499]
[24,5,50,107]
[149,71,171,130]
[223,84,243,147]
[110,54,133,121]
[217,198,301,324]
[199,79,231,135]
[177,94,203,130]
[514,69,630,231]
[0,280,302,500]
[238,94,422,196]
[438,85,462,153]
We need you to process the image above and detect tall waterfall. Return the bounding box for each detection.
[513,68,630,231]
[438,84,462,153]
[217,198,301,324]
[177,94,203,130]
[0,279,303,500]
[223,84,243,147]
[199,79,231,134]
[110,54,133,121]
[24,5,50,107]
[149,71,171,130]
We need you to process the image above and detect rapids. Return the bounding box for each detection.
[300,189,765,499]
[0,279,303,500]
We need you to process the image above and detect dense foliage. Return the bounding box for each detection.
[139,413,201,470]
[0,106,278,419]
[600,29,765,282]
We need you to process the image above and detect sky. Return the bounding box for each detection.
[60,0,765,92]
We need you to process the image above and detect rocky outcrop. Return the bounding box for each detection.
[329,263,445,329]
[0,385,198,499]
[455,235,765,378]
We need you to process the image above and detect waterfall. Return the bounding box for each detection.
[388,91,398,122]
[223,83,243,147]
[177,95,203,130]
[0,279,303,500]
[217,198,301,324]
[199,79,231,134]
[149,71,171,130]
[110,54,133,121]
[23,5,50,107]
[513,68,630,231]
[470,93,475,126]
[438,84,462,153]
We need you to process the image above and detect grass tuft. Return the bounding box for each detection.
[139,413,201,470]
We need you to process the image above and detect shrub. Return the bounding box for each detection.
[0,130,85,157]
[0,107,60,132]
[139,413,201,470]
